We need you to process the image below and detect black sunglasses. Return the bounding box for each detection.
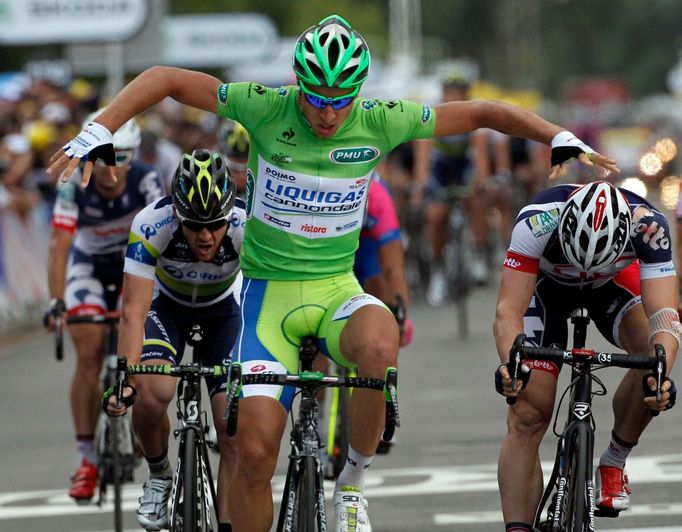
[181,218,228,232]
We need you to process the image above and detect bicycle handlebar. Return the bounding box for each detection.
[506,333,667,405]
[66,312,121,326]
[126,363,228,378]
[223,363,401,441]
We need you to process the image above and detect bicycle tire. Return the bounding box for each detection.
[110,417,124,532]
[556,423,592,531]
[182,429,197,532]
[295,456,318,531]
[276,457,299,531]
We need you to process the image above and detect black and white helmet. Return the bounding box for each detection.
[558,181,631,275]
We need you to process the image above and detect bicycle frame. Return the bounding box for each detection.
[125,362,224,532]
[506,310,667,531]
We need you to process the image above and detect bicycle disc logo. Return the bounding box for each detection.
[186,400,199,421]
[572,402,590,419]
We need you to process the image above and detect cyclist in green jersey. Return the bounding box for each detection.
[48,14,619,532]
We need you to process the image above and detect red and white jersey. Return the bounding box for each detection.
[504,184,674,287]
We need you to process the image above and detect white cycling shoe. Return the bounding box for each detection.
[334,485,372,532]
[137,476,172,531]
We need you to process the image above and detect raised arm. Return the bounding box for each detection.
[48,66,222,185]
[433,100,619,179]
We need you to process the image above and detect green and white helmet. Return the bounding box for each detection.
[293,14,370,90]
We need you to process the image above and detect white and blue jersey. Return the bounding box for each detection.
[123,196,246,307]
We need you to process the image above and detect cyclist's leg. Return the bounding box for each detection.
[227,278,300,532]
[319,276,396,523]
[199,294,241,526]
[498,275,570,526]
[64,251,109,499]
[589,263,645,511]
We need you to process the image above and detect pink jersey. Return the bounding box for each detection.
[361,176,400,245]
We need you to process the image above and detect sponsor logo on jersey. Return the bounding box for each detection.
[329,146,380,164]
[271,153,292,165]
[245,170,255,219]
[633,219,670,250]
[301,223,327,234]
[361,100,378,111]
[218,84,228,104]
[140,214,173,239]
[277,127,297,146]
[265,166,296,182]
[277,88,289,97]
[385,100,402,111]
[84,206,103,217]
[504,256,522,269]
[249,84,265,97]
[421,106,431,123]
[335,221,359,232]
[263,179,366,213]
[162,265,229,281]
[263,212,291,228]
[525,208,560,237]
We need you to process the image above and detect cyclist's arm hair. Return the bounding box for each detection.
[493,267,537,363]
[117,272,155,366]
[641,275,679,372]
[91,66,222,134]
[432,100,563,144]
[47,227,73,301]
[377,240,410,311]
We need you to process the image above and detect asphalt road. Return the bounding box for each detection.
[1,282,681,531]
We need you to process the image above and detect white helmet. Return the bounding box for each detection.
[558,181,631,275]
[84,108,141,150]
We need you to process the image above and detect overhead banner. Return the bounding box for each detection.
[164,14,279,67]
[0,0,150,44]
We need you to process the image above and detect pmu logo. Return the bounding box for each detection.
[330,146,380,164]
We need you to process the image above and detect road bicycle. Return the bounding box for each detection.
[224,336,400,531]
[506,308,667,531]
[55,312,139,532]
[119,352,224,532]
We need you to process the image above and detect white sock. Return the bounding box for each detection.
[336,446,374,492]
[599,435,634,469]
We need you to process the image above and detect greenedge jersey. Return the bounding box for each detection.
[217,82,435,280]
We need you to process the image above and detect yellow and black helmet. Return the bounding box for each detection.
[217,120,249,160]
[171,149,236,223]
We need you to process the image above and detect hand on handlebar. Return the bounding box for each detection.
[642,374,676,413]
[102,384,137,417]
[43,298,66,331]
[495,362,532,400]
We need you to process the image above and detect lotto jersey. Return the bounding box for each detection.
[52,162,164,261]
[216,82,435,280]
[123,196,246,307]
[504,184,675,286]
[361,174,401,246]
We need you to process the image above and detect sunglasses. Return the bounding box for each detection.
[181,218,228,232]
[94,149,135,168]
[299,82,358,111]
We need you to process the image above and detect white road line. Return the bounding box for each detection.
[434,503,682,525]
[1,454,680,521]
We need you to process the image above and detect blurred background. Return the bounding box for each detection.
[2,0,682,328]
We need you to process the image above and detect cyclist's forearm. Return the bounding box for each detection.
[93,66,221,133]
[117,313,145,365]
[493,315,524,364]
[378,242,409,310]
[47,231,71,300]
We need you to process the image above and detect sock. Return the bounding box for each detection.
[145,449,172,478]
[599,431,636,469]
[76,434,97,465]
[218,523,232,532]
[336,446,373,492]
[506,523,532,532]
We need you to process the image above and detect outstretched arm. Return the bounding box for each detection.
[433,100,619,179]
[48,66,222,185]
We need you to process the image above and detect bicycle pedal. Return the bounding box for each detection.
[594,507,621,518]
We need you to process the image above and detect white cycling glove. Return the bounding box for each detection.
[63,122,116,166]
[550,130,595,166]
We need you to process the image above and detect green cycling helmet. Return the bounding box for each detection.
[171,149,236,223]
[293,14,370,90]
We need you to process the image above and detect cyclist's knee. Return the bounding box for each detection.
[236,436,279,486]
[134,377,175,410]
[508,401,553,441]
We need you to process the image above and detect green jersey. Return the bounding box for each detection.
[217,82,435,280]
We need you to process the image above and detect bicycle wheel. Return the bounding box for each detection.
[109,417,124,532]
[182,429,197,532]
[556,423,592,531]
[276,457,299,531]
[295,456,318,531]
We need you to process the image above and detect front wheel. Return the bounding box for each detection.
[182,429,197,532]
[556,423,594,532]
[295,456,319,531]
